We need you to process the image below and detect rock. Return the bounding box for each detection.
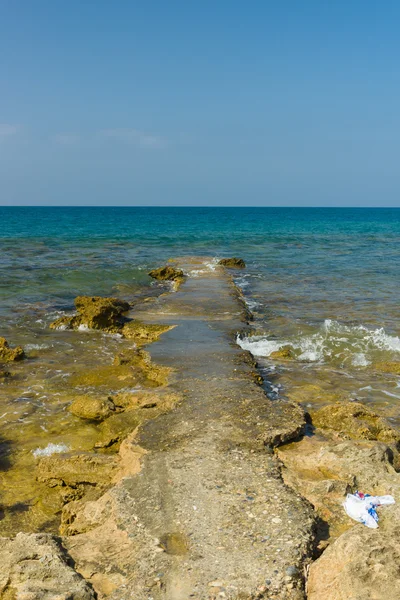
[0,370,11,378]
[37,452,117,487]
[70,348,170,391]
[121,320,172,344]
[269,345,295,360]
[307,519,400,600]
[94,411,141,448]
[261,400,306,446]
[311,401,400,444]
[70,364,139,390]
[68,395,117,421]
[111,391,159,410]
[50,296,130,332]
[113,348,170,386]
[374,361,400,375]
[0,337,24,363]
[148,266,184,281]
[287,383,345,406]
[0,532,95,599]
[277,433,400,541]
[218,257,246,268]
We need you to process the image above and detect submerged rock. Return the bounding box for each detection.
[121,320,172,344]
[148,265,184,281]
[70,348,170,391]
[218,257,246,268]
[70,364,139,390]
[269,345,295,360]
[68,395,117,421]
[374,361,400,375]
[50,295,130,332]
[311,401,400,444]
[0,532,95,599]
[0,337,24,363]
[113,348,170,386]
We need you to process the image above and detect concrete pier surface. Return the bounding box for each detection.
[64,258,315,600]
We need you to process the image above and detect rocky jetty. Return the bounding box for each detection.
[0,337,24,362]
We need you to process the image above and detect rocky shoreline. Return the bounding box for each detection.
[0,257,399,599]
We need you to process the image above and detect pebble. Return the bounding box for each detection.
[271,517,282,524]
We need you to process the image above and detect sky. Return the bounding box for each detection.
[1,1,400,206]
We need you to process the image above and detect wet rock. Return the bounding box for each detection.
[70,364,139,390]
[311,401,400,444]
[307,520,400,600]
[287,383,345,406]
[121,320,172,344]
[0,532,95,599]
[0,337,24,363]
[114,348,170,386]
[269,345,295,360]
[374,361,400,375]
[70,348,170,391]
[37,452,117,487]
[148,265,184,281]
[218,257,246,268]
[111,391,159,410]
[68,395,117,421]
[50,296,130,332]
[94,411,141,448]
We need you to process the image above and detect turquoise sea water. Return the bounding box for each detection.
[0,206,400,534]
[1,206,399,327]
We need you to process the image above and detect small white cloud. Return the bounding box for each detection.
[99,128,166,149]
[0,124,19,137]
[53,133,80,145]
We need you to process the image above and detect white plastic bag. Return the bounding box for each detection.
[343,492,395,529]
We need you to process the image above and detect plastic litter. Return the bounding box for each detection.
[343,491,395,528]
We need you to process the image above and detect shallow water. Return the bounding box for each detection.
[0,207,399,533]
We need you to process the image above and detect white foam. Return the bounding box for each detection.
[203,258,219,271]
[32,443,69,458]
[237,320,400,366]
[236,335,285,357]
[352,353,369,367]
[78,324,90,331]
[25,344,50,351]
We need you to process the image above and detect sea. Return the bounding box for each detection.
[0,206,400,533]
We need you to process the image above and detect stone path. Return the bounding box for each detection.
[65,259,317,599]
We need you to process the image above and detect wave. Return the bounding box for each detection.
[237,319,400,367]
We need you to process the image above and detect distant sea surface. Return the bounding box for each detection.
[0,206,400,533]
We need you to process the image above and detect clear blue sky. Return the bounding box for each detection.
[1,1,400,206]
